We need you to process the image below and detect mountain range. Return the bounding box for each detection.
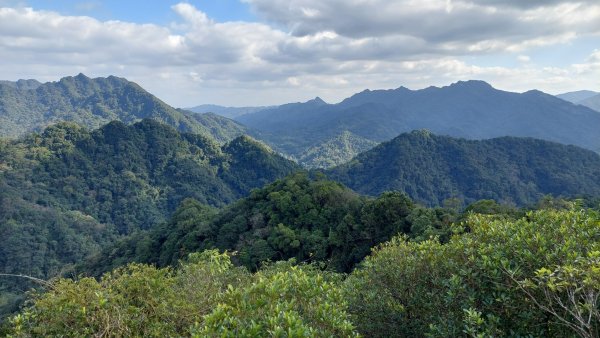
[187,104,271,119]
[3,75,600,169]
[237,81,600,167]
[3,73,600,325]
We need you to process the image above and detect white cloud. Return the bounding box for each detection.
[0,1,598,106]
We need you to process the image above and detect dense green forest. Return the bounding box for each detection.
[327,130,600,206]
[2,74,600,337]
[0,74,246,142]
[0,119,297,317]
[3,206,598,337]
[297,131,378,168]
[79,172,471,276]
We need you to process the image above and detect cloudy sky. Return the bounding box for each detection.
[1,0,599,107]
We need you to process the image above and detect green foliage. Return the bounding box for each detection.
[194,262,358,337]
[345,207,600,337]
[81,173,461,277]
[0,120,297,318]
[297,130,378,168]
[0,74,246,142]
[327,130,600,206]
[8,251,357,337]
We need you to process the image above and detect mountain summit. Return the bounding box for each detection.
[0,74,245,142]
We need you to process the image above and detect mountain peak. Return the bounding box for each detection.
[449,80,494,90]
[307,96,327,105]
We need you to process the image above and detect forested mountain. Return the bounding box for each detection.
[0,119,298,316]
[80,172,463,277]
[297,131,378,168]
[238,81,600,167]
[187,104,270,119]
[326,130,600,206]
[0,74,245,142]
[5,207,598,337]
[0,79,42,90]
[188,112,248,144]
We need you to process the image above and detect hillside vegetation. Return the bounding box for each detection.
[327,130,600,206]
[5,206,598,337]
[0,120,298,316]
[0,74,246,142]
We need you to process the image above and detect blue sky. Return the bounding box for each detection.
[0,0,599,106]
[25,0,257,23]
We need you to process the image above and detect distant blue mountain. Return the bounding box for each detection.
[187,104,271,119]
[579,94,600,112]
[238,80,600,160]
[556,90,599,104]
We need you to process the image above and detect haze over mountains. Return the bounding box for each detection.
[237,80,600,167]
[187,104,271,119]
[556,90,600,112]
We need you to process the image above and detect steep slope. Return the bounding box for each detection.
[239,81,600,161]
[326,130,600,206]
[0,119,299,233]
[0,74,243,142]
[0,119,299,316]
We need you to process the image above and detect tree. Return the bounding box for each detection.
[345,207,600,337]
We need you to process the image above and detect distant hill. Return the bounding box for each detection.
[239,81,600,165]
[556,90,599,104]
[0,74,245,142]
[297,131,378,168]
[579,93,600,112]
[556,90,600,112]
[0,119,299,315]
[187,104,270,119]
[326,130,600,206]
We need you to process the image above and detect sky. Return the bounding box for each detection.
[0,0,599,107]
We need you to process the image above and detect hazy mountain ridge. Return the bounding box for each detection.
[556,90,600,112]
[187,104,271,119]
[326,130,600,206]
[556,90,599,104]
[579,94,600,112]
[239,81,600,160]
